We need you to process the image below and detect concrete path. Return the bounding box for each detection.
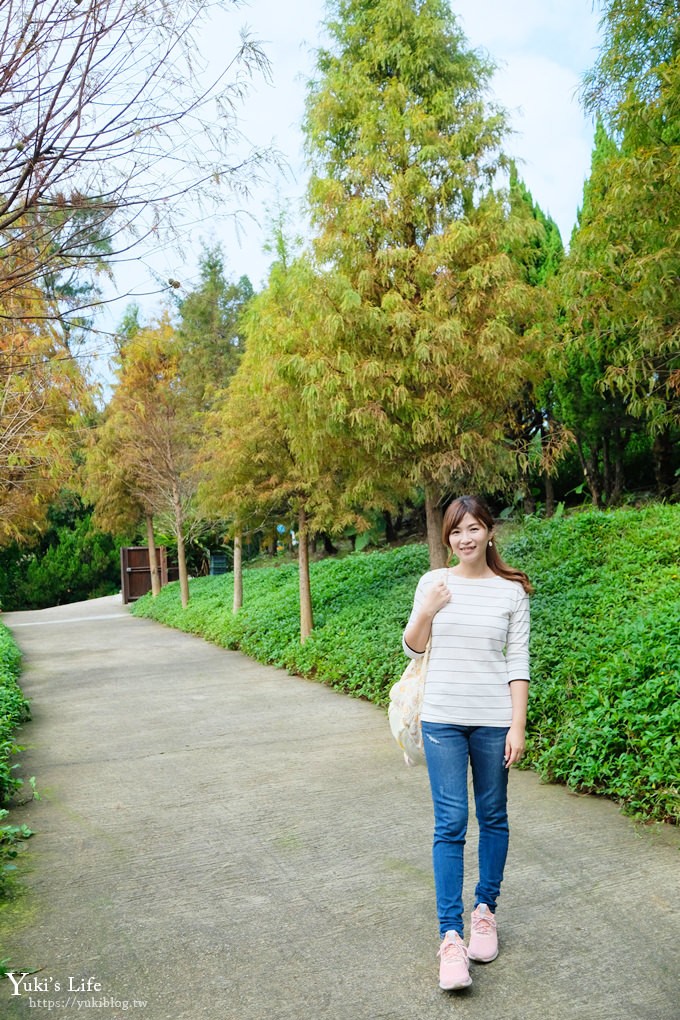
[0,595,678,1020]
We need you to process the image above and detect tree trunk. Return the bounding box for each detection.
[172,483,190,608]
[652,427,675,497]
[322,532,338,554]
[425,485,447,569]
[298,507,314,643]
[176,529,190,608]
[575,438,603,507]
[543,472,556,517]
[233,531,243,613]
[384,510,397,543]
[611,427,626,505]
[145,513,161,597]
[521,473,536,515]
[602,432,612,504]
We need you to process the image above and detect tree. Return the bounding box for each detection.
[90,315,198,607]
[176,246,253,410]
[505,166,566,515]
[299,0,544,563]
[0,0,270,319]
[551,122,642,507]
[198,250,352,641]
[0,492,120,610]
[575,0,680,493]
[0,283,94,540]
[81,412,163,597]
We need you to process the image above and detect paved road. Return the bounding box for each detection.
[1,595,678,1020]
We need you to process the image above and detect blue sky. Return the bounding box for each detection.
[99,0,602,341]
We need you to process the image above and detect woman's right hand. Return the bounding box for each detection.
[403,573,451,653]
[422,578,451,617]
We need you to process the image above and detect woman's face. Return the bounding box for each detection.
[448,512,491,568]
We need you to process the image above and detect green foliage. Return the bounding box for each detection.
[508,164,564,287]
[133,543,430,696]
[296,0,547,511]
[0,499,120,611]
[550,113,680,503]
[0,810,33,895]
[132,506,679,822]
[176,245,253,411]
[0,623,32,896]
[583,0,680,135]
[572,3,680,442]
[0,624,30,804]
[502,505,679,822]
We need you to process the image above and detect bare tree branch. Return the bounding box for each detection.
[0,0,273,314]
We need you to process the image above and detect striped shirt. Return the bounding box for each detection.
[402,569,530,727]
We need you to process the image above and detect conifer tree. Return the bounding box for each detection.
[299,0,542,562]
[198,251,330,641]
[176,247,253,411]
[577,0,680,493]
[198,234,403,639]
[553,121,637,506]
[91,315,198,606]
[504,165,566,514]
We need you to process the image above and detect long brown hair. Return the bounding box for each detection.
[441,495,533,594]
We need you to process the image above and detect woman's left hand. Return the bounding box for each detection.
[504,724,526,769]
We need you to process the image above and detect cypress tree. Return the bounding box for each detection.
[299,0,543,561]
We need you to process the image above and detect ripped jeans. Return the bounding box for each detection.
[421,722,509,938]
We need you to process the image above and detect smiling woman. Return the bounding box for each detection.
[402,493,532,991]
[444,496,534,592]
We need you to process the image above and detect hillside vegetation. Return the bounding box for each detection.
[132,505,680,823]
[0,625,29,804]
[0,623,32,893]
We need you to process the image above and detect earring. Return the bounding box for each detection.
[488,540,493,547]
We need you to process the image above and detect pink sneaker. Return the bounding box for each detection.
[438,931,472,990]
[468,904,498,962]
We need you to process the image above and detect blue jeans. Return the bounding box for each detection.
[422,722,509,938]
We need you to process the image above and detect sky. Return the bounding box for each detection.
[96,0,602,351]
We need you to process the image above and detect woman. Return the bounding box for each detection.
[403,495,531,991]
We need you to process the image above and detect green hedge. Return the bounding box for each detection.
[0,622,32,895]
[0,623,29,804]
[132,505,680,822]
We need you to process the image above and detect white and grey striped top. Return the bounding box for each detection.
[402,568,530,727]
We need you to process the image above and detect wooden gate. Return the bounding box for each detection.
[120,546,169,604]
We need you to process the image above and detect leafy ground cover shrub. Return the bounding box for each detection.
[132,506,679,822]
[0,623,32,895]
[501,504,679,824]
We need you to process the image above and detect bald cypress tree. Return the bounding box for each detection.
[299,0,543,562]
[577,0,680,493]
